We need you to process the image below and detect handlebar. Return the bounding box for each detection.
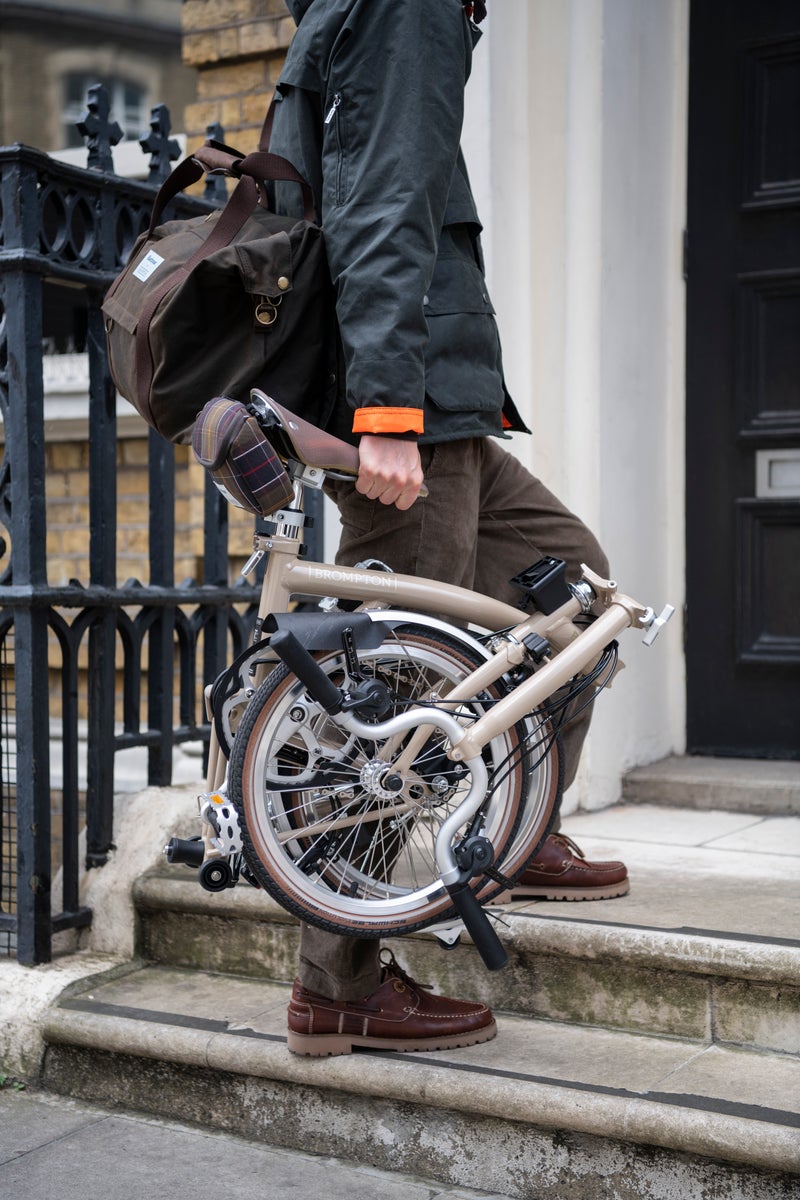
[249,389,429,498]
[445,881,508,971]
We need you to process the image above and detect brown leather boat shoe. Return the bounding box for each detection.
[498,833,629,902]
[287,951,497,1056]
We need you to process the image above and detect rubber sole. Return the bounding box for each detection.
[495,879,630,903]
[287,1019,498,1057]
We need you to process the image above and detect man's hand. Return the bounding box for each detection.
[356,435,424,511]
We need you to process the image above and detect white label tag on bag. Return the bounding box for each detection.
[133,250,165,282]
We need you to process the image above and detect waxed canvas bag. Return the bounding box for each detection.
[102,141,335,445]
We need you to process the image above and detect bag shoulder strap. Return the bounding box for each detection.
[259,94,278,153]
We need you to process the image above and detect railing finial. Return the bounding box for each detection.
[140,104,181,184]
[76,83,124,173]
[204,122,228,203]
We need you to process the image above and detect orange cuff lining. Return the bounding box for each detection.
[352,407,425,435]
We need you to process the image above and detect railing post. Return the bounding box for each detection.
[76,83,123,173]
[3,159,53,962]
[85,301,119,868]
[140,104,181,185]
[202,477,230,698]
[147,431,176,785]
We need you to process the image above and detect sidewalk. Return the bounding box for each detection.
[0,1088,514,1200]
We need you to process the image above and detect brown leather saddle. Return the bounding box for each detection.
[249,388,359,476]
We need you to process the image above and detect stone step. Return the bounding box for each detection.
[134,803,800,1054]
[133,873,800,1055]
[622,755,800,814]
[39,962,800,1200]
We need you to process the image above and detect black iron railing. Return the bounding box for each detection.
[0,95,304,964]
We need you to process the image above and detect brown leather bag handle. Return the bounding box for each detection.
[144,137,317,237]
[192,142,317,223]
[145,154,206,236]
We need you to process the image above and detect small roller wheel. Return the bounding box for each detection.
[198,857,234,892]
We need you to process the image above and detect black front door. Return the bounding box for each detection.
[686,0,800,758]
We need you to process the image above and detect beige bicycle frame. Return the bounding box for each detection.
[205,512,650,795]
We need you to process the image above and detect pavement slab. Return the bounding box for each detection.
[0,1089,515,1200]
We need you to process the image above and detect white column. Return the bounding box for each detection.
[466,0,689,812]
[589,0,689,809]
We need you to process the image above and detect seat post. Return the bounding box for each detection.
[267,477,306,543]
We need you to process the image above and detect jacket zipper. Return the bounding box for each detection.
[324,93,341,124]
[324,93,345,204]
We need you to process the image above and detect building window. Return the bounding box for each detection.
[62,73,149,148]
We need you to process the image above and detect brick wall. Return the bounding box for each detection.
[45,432,254,589]
[182,0,294,156]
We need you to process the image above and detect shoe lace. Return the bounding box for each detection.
[378,948,432,992]
[553,833,586,860]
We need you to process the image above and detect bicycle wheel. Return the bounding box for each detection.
[229,618,561,937]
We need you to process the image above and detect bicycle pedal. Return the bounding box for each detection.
[482,864,515,890]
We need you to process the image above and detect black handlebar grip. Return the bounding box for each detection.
[445,881,508,971]
[270,630,344,713]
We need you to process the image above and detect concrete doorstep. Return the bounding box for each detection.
[622,755,800,814]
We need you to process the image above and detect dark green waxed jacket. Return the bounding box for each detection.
[271,0,528,444]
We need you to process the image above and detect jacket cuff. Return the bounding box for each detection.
[352,407,425,435]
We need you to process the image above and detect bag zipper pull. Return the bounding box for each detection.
[324,93,341,124]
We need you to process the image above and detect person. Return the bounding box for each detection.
[269,0,628,1057]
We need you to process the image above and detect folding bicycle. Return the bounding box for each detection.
[166,390,673,970]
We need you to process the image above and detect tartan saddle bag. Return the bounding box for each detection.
[191,396,294,518]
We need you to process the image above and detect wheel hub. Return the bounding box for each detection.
[360,758,407,799]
